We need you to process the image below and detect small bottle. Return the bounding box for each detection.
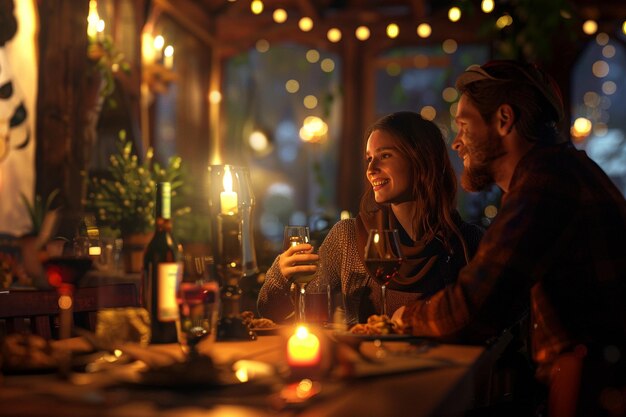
[142,182,182,344]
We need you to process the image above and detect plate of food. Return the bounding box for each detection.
[333,314,415,344]
[241,311,282,335]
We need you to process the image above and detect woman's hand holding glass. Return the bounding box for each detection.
[278,243,319,281]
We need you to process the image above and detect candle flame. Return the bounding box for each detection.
[223,166,233,193]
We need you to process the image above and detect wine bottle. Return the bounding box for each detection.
[142,182,182,344]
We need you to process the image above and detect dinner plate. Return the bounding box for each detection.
[334,331,414,341]
[250,325,283,335]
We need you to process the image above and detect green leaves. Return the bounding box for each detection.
[20,189,60,235]
[86,131,188,235]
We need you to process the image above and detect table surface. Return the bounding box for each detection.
[0,327,507,417]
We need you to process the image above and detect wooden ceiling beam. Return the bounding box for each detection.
[154,0,215,46]
[296,0,319,20]
[409,0,426,19]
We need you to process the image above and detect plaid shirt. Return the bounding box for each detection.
[403,143,626,371]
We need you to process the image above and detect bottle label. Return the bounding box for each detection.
[157,262,181,322]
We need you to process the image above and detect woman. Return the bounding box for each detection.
[257,111,484,324]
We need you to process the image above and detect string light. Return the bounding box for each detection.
[208,90,222,104]
[303,95,318,109]
[496,15,513,29]
[285,79,300,93]
[592,60,609,78]
[442,39,458,54]
[273,8,287,23]
[327,28,342,42]
[299,17,314,32]
[386,23,399,39]
[416,23,432,38]
[251,0,263,15]
[256,39,270,52]
[481,0,494,13]
[355,26,370,41]
[448,7,461,22]
[582,20,598,35]
[306,49,320,63]
[320,58,335,72]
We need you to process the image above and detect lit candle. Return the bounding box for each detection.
[164,45,174,69]
[87,0,100,42]
[153,35,165,63]
[287,326,321,367]
[220,166,238,214]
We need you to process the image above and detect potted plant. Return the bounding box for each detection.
[18,189,61,288]
[85,131,188,272]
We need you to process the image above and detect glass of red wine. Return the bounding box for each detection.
[364,229,403,317]
[177,280,219,358]
[43,255,93,340]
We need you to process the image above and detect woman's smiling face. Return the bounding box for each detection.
[365,129,412,205]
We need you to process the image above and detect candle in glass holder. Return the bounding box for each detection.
[287,325,321,367]
[220,166,238,215]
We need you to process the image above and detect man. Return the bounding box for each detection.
[399,60,626,416]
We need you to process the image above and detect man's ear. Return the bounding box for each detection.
[496,104,515,136]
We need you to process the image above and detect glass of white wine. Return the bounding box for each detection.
[283,226,317,324]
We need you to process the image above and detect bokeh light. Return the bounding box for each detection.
[481,0,494,13]
[496,14,513,29]
[327,28,342,43]
[442,87,458,102]
[306,49,320,63]
[448,7,461,22]
[582,20,598,35]
[386,63,401,76]
[320,58,335,73]
[303,95,318,109]
[442,39,458,54]
[416,23,432,38]
[596,32,609,46]
[208,90,222,104]
[355,26,370,41]
[273,8,287,23]
[255,39,270,52]
[251,0,263,15]
[420,106,436,121]
[285,79,300,93]
[299,17,313,32]
[571,117,592,141]
[602,81,616,95]
[602,45,616,58]
[592,60,609,78]
[386,23,399,39]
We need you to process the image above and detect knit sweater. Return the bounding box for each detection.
[257,218,484,324]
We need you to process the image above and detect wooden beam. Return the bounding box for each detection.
[296,0,319,20]
[153,0,215,46]
[409,0,426,19]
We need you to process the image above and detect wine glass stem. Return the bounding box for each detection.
[297,283,307,323]
[381,284,387,317]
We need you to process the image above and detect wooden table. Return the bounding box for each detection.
[0,330,509,417]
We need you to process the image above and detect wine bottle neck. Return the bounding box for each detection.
[155,182,172,220]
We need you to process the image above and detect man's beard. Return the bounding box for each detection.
[460,131,504,192]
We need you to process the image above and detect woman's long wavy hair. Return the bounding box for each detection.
[360,111,470,262]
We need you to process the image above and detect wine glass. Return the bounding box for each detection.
[364,229,403,317]
[283,226,317,324]
[43,255,93,339]
[177,279,219,358]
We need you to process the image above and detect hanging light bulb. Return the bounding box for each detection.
[416,23,432,38]
[448,7,461,22]
[386,23,399,39]
[355,26,370,41]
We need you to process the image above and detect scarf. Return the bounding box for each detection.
[355,205,445,291]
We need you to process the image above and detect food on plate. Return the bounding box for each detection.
[241,311,277,328]
[349,314,405,335]
[0,333,58,371]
